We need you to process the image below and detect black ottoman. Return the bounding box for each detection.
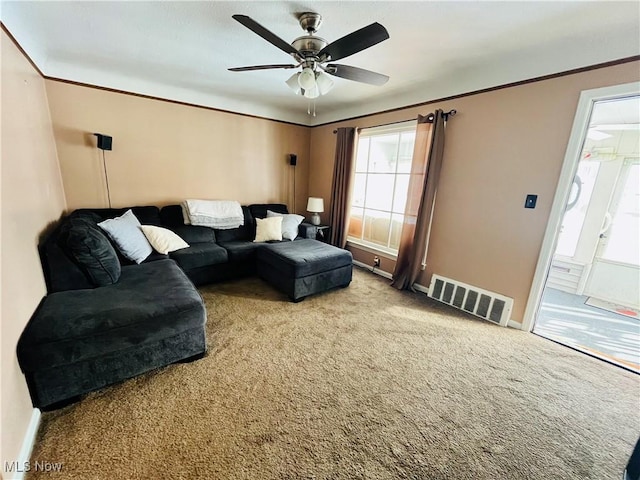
[256,239,353,301]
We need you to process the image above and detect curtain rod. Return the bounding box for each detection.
[333,109,457,133]
[420,109,457,124]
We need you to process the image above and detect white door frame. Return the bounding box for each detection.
[522,81,640,332]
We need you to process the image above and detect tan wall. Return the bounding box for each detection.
[310,61,640,322]
[349,247,396,276]
[45,81,311,215]
[1,30,67,469]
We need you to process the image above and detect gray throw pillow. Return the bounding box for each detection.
[98,209,153,264]
[267,210,304,241]
[60,217,121,286]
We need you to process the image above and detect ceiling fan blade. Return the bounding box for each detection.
[232,15,299,57]
[325,64,389,86]
[318,23,389,62]
[229,64,296,72]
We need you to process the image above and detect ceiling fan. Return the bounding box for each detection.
[228,12,390,100]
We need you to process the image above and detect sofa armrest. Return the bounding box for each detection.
[298,223,318,239]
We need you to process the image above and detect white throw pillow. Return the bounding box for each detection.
[98,210,153,264]
[254,216,283,242]
[140,225,189,255]
[266,210,304,241]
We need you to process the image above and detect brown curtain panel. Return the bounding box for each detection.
[391,110,446,290]
[329,127,358,248]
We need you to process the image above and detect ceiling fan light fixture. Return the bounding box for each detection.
[230,14,391,111]
[315,71,334,95]
[298,67,317,91]
[303,85,320,99]
[286,72,302,94]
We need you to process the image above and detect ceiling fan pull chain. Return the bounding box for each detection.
[306,100,317,116]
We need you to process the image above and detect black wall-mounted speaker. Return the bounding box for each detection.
[94,133,113,151]
[289,154,297,166]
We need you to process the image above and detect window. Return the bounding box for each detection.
[348,122,416,254]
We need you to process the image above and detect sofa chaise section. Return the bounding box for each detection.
[18,259,206,410]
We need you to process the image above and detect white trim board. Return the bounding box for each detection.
[522,81,640,332]
[347,241,398,261]
[6,408,41,480]
[413,283,429,294]
[352,260,392,279]
[507,319,523,330]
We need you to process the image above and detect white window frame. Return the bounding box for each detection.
[347,120,417,257]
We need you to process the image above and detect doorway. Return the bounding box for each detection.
[525,84,640,372]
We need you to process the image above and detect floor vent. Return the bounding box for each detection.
[427,274,513,326]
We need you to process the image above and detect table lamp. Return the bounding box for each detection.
[307,197,324,226]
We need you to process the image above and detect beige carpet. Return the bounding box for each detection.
[28,267,639,479]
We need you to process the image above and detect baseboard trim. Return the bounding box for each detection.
[507,319,523,330]
[10,408,41,480]
[413,283,429,294]
[353,271,430,293]
[353,260,393,279]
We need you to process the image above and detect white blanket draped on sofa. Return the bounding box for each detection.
[181,200,244,229]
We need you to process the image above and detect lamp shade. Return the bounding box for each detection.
[298,67,316,90]
[307,197,324,213]
[286,72,301,94]
[303,85,319,99]
[315,71,334,95]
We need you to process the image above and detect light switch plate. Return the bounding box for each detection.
[525,194,538,209]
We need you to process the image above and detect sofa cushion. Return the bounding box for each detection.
[160,205,217,243]
[140,225,189,254]
[174,225,216,244]
[58,216,121,287]
[68,208,166,266]
[17,259,205,371]
[257,239,353,277]
[75,206,162,226]
[248,203,288,220]
[169,242,228,271]
[98,210,153,264]
[218,241,262,262]
[267,210,304,241]
[160,204,188,227]
[254,217,282,242]
[213,206,254,243]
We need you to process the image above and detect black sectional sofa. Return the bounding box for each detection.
[18,203,352,410]
[158,203,314,285]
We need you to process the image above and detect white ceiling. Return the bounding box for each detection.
[2,1,639,126]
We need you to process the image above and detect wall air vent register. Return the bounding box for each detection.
[427,274,513,326]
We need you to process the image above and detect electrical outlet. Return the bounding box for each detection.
[373,256,381,267]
